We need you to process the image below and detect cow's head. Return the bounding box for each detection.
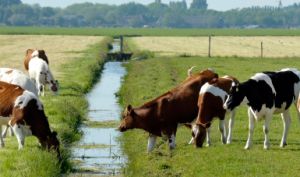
[193,123,211,147]
[41,131,60,157]
[184,122,210,147]
[118,105,136,132]
[49,79,59,94]
[223,82,247,111]
[43,71,59,94]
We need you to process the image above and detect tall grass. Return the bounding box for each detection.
[1,26,300,36]
[119,56,300,177]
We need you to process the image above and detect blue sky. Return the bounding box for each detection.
[22,0,299,11]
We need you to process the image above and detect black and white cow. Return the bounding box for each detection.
[224,68,300,149]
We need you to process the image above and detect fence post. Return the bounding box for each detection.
[120,36,124,53]
[261,41,263,58]
[208,35,211,58]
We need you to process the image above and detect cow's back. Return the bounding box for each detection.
[0,68,38,96]
[24,49,49,71]
[0,81,24,116]
[157,69,218,123]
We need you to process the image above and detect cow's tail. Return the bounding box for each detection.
[187,66,196,77]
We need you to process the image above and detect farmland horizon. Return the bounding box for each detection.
[22,0,299,11]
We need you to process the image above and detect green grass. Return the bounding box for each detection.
[0,37,111,177]
[1,26,300,36]
[83,120,120,128]
[119,56,300,177]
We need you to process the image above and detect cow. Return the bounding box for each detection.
[224,68,300,150]
[0,81,60,155]
[26,50,58,96]
[0,68,38,96]
[118,68,218,152]
[187,76,239,148]
[24,49,49,71]
[0,68,38,137]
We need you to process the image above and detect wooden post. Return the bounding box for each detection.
[261,41,263,58]
[120,36,124,53]
[208,35,211,58]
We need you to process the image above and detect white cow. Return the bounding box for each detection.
[0,68,38,96]
[28,50,58,96]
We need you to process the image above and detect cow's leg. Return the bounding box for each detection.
[147,134,157,152]
[280,110,291,148]
[206,127,211,147]
[168,133,176,149]
[166,124,177,150]
[245,108,255,150]
[219,119,226,144]
[2,125,8,138]
[263,113,272,150]
[9,126,14,136]
[188,137,194,145]
[0,126,4,148]
[227,110,235,144]
[12,124,25,150]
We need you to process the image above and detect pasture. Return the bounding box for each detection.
[128,36,300,57]
[1,26,300,37]
[119,55,300,177]
[0,35,107,176]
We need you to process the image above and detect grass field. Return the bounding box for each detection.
[0,35,108,176]
[118,55,300,177]
[128,36,300,57]
[1,26,300,37]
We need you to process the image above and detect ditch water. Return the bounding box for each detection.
[71,40,127,176]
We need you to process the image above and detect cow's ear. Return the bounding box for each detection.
[26,49,33,55]
[126,105,132,114]
[204,122,211,128]
[183,123,192,129]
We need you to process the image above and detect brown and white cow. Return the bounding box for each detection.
[24,49,58,96]
[24,49,49,71]
[118,68,218,152]
[0,81,59,155]
[187,76,239,148]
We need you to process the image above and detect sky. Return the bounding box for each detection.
[21,0,300,11]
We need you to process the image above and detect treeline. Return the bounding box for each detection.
[1,0,300,28]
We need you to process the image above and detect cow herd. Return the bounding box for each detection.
[118,67,300,152]
[0,49,60,157]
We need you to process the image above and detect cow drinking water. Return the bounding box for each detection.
[118,68,218,152]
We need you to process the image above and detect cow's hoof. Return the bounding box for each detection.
[280,142,287,148]
[244,145,251,150]
[0,144,4,148]
[206,143,211,147]
[226,140,232,144]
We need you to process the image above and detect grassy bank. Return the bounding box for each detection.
[1,27,300,36]
[0,37,111,176]
[119,56,300,177]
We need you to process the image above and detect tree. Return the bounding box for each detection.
[190,0,207,10]
[0,0,21,7]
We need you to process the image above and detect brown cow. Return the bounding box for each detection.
[118,68,218,152]
[188,76,239,148]
[24,49,49,71]
[0,81,59,155]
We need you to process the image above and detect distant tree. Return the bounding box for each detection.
[0,0,21,7]
[155,0,161,3]
[169,1,187,11]
[190,0,207,10]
